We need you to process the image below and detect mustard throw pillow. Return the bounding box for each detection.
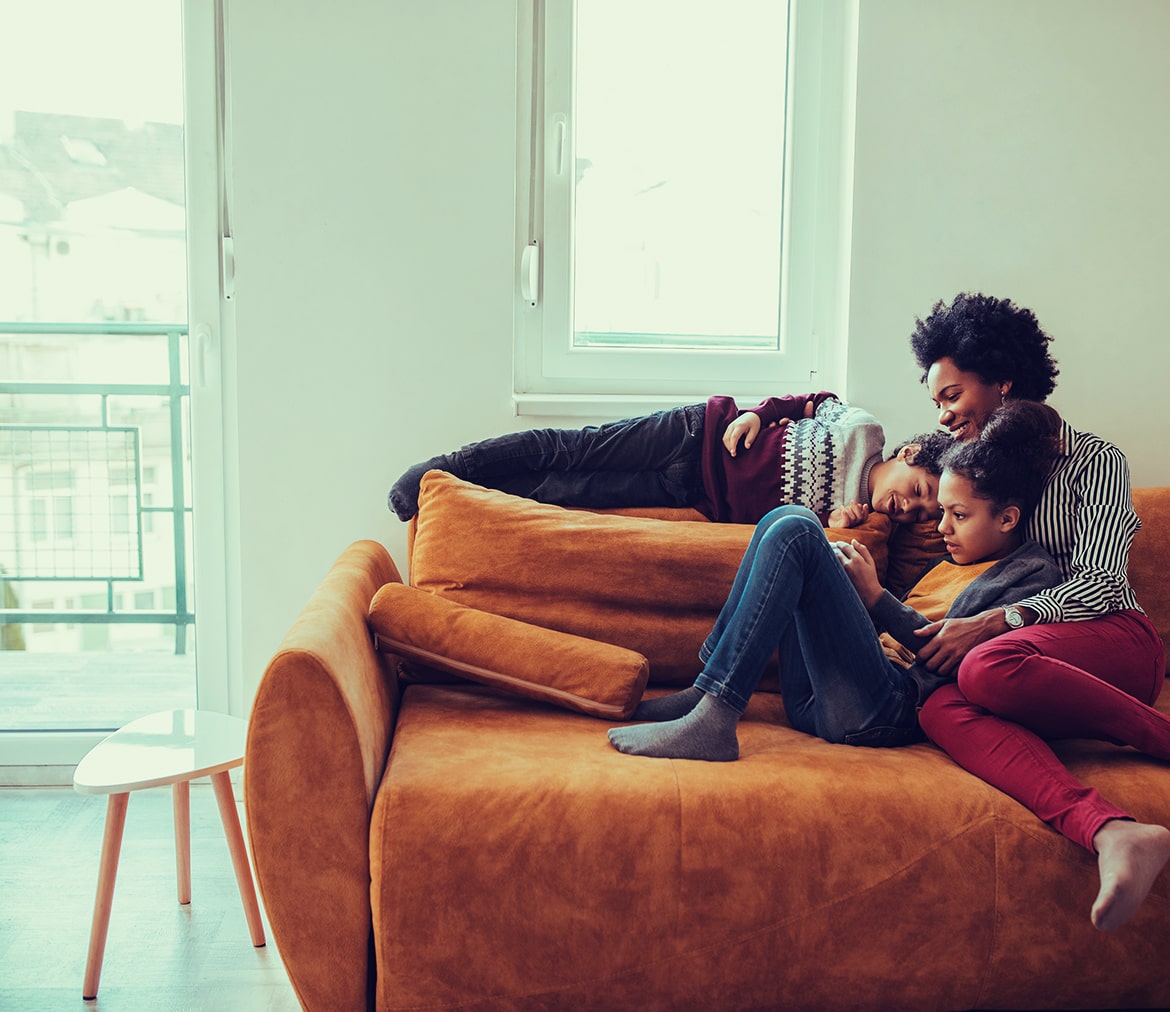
[369,582,649,718]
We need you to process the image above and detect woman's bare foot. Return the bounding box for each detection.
[1090,820,1170,931]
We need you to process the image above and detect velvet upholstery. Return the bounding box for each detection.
[372,684,1170,1011]
[245,540,401,1012]
[885,517,948,599]
[1131,486,1170,651]
[367,582,650,718]
[409,471,892,685]
[246,489,1170,1012]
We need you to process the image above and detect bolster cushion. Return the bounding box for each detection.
[368,582,649,719]
[408,471,891,684]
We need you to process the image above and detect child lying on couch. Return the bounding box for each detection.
[389,393,953,528]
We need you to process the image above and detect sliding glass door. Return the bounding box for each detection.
[0,0,227,768]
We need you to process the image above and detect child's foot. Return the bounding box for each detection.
[632,686,706,722]
[1090,819,1170,930]
[388,454,460,520]
[608,693,740,762]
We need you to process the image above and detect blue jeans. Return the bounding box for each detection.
[695,505,921,746]
[456,404,706,509]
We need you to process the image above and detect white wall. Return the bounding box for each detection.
[222,0,1170,706]
[225,0,521,692]
[847,0,1170,478]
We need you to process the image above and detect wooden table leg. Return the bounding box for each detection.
[83,792,130,1000]
[210,771,266,947]
[173,780,191,904]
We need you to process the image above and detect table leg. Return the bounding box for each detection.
[173,780,191,904]
[83,792,130,1000]
[210,770,266,947]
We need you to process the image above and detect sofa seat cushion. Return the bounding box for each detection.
[370,684,1170,1011]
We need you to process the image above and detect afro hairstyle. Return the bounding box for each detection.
[909,292,1059,402]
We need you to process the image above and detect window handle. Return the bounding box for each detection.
[221,234,235,300]
[549,115,567,177]
[193,324,213,388]
[520,241,540,306]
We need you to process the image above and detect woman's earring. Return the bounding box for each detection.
[1000,388,1007,406]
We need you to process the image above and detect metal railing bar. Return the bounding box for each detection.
[166,329,189,655]
[0,322,194,653]
[0,322,186,336]
[0,611,195,625]
[0,382,186,396]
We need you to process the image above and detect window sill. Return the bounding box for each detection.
[513,392,745,419]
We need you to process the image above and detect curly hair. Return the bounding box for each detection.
[940,401,1061,522]
[888,429,953,475]
[909,292,1060,402]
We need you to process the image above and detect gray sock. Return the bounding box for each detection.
[608,693,740,762]
[633,686,706,722]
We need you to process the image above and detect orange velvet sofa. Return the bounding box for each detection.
[245,475,1170,1011]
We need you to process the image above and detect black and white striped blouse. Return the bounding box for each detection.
[1020,420,1143,622]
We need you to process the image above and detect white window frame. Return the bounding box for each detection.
[514,0,858,417]
[185,0,243,719]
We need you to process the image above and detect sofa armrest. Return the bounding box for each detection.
[245,539,401,1012]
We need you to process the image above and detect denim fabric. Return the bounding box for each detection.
[695,505,920,745]
[457,404,706,510]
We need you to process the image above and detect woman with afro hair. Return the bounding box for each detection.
[910,292,1170,932]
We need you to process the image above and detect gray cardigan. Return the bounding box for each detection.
[868,540,1063,705]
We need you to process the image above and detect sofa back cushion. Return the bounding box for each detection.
[408,471,892,685]
[1130,487,1170,654]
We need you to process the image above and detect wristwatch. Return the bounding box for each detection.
[1003,605,1026,629]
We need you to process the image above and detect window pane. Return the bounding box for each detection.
[572,0,788,350]
[0,1,186,325]
[0,1,196,735]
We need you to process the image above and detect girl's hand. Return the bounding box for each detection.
[828,502,871,529]
[834,539,882,608]
[723,412,763,456]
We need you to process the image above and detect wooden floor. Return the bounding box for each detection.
[0,785,301,1010]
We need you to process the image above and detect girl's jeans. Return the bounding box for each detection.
[694,505,920,746]
[456,404,705,510]
[918,610,1168,851]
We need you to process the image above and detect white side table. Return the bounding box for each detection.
[73,708,266,1000]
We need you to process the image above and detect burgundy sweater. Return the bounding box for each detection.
[696,392,886,524]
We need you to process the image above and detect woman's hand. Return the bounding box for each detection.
[828,502,871,529]
[723,412,762,456]
[913,611,1002,675]
[834,539,882,608]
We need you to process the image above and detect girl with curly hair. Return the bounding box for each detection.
[910,291,1170,932]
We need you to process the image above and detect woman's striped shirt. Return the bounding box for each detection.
[1018,420,1143,623]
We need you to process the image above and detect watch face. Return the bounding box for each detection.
[1005,607,1023,628]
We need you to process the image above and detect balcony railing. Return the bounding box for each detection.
[0,322,194,655]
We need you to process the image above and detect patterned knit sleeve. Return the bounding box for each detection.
[748,392,838,427]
